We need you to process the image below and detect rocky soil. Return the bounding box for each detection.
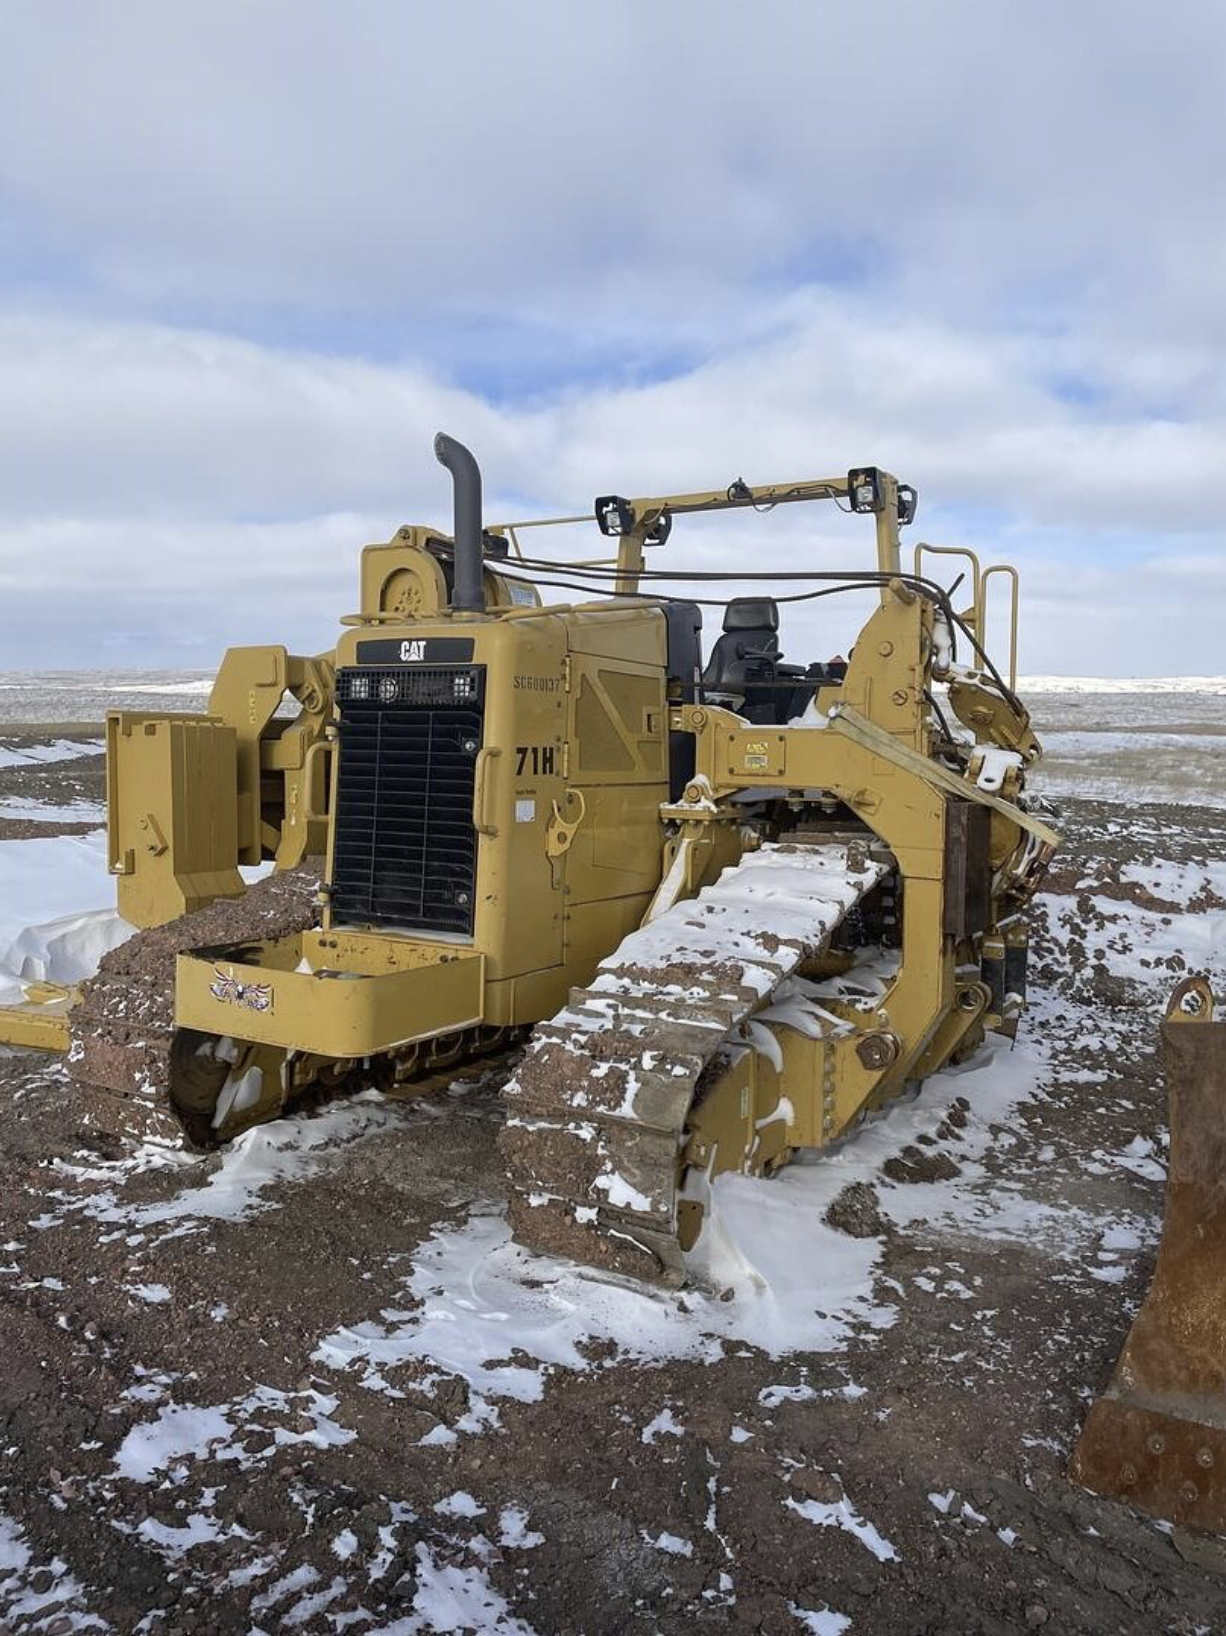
[1,745,1225,1634]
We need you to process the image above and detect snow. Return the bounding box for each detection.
[0,836,275,1010]
[760,1383,817,1408]
[210,1063,265,1130]
[593,1170,653,1212]
[137,1513,229,1550]
[365,1543,537,1635]
[113,1385,356,1486]
[77,1095,402,1233]
[0,831,134,1003]
[0,685,1214,1624]
[313,1031,1058,1439]
[1018,675,1226,694]
[0,1509,106,1629]
[129,1282,172,1304]
[1083,894,1226,986]
[641,1407,684,1444]
[109,679,214,696]
[0,737,104,769]
[786,1493,899,1562]
[114,1403,236,1482]
[313,1180,894,1433]
[644,1530,693,1557]
[498,1508,545,1549]
[597,843,888,1000]
[1120,857,1226,902]
[434,1491,485,1519]
[790,1605,852,1635]
[0,797,107,822]
[251,1564,319,1614]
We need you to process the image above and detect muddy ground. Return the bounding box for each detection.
[1,732,1225,1634]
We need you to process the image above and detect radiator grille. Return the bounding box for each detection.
[331,665,485,935]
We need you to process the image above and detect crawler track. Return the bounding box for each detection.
[499,837,889,1285]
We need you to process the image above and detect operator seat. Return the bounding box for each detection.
[702,598,783,721]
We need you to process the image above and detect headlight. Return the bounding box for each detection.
[350,674,371,700]
[378,675,399,703]
[453,671,478,701]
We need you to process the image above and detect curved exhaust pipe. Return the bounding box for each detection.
[433,432,486,614]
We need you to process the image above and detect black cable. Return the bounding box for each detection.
[924,686,957,747]
[492,556,1024,714]
[495,566,931,613]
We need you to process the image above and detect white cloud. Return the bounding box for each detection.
[0,3,1223,674]
[2,2,1225,342]
[0,302,1222,673]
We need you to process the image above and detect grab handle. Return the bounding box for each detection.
[472,746,502,836]
[302,737,334,824]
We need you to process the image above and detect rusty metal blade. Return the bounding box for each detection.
[1071,976,1226,1532]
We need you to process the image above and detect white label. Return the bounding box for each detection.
[515,798,536,823]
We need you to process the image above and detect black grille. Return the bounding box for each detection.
[331,665,485,935]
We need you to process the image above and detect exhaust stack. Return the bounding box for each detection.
[433,432,486,614]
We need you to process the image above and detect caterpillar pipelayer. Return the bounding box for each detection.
[1,435,1058,1284]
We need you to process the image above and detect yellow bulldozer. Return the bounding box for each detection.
[0,435,1058,1284]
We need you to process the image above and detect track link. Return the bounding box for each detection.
[499,838,889,1286]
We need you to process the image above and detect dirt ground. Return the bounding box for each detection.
[1,733,1225,1634]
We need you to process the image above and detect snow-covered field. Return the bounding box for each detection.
[0,678,1224,1630]
[3,803,1222,1629]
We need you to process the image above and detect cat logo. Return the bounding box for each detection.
[399,639,426,662]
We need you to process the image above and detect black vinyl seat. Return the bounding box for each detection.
[701,598,781,702]
[701,597,846,724]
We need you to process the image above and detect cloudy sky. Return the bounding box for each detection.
[1,1,1223,675]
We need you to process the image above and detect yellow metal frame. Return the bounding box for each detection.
[0,984,76,1051]
[981,563,1020,690]
[176,933,485,1058]
[494,471,903,598]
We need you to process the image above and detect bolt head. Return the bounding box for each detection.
[856,1032,900,1071]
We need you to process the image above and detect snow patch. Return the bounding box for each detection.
[790,1606,852,1636]
[787,1493,898,1562]
[0,831,133,1002]
[498,1507,545,1550]
[643,1530,693,1558]
[0,737,104,769]
[641,1407,684,1444]
[0,1508,106,1629]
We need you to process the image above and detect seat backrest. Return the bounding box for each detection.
[721,597,779,634]
[702,625,781,695]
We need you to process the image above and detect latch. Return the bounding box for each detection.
[545,789,586,859]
